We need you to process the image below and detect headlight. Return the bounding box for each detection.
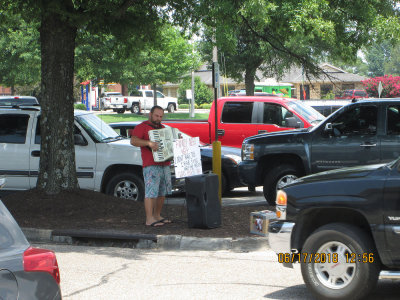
[241,143,254,160]
[276,190,287,220]
[224,154,241,165]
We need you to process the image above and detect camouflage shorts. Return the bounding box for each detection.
[143,165,172,198]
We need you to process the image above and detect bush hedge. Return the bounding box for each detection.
[74,103,87,110]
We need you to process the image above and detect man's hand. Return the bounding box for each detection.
[148,141,159,151]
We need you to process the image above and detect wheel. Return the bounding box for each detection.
[167,104,175,113]
[131,104,140,114]
[263,164,300,206]
[301,223,380,300]
[117,108,125,114]
[105,172,144,202]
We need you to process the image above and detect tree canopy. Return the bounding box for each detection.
[0,12,40,94]
[0,0,199,194]
[199,0,400,94]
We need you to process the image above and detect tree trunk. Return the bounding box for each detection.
[11,85,15,95]
[244,67,256,96]
[37,11,78,194]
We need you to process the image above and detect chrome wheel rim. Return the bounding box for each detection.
[276,174,298,190]
[314,241,356,289]
[133,106,139,114]
[113,180,139,201]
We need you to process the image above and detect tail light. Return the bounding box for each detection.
[124,97,128,103]
[23,247,61,285]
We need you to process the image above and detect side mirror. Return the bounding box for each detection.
[74,134,87,146]
[324,123,333,133]
[285,117,302,128]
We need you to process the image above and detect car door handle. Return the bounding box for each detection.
[31,150,40,157]
[258,130,268,134]
[360,143,377,147]
[217,129,225,136]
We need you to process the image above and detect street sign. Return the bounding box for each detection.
[378,81,383,98]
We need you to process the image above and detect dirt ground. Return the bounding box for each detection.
[2,189,272,238]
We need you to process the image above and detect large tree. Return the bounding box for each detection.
[0,0,197,194]
[199,0,400,95]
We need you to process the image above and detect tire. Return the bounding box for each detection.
[263,164,300,205]
[167,103,175,113]
[117,108,125,114]
[221,172,228,195]
[105,172,144,202]
[301,223,380,300]
[131,104,140,114]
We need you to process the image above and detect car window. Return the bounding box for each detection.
[156,92,164,98]
[263,103,293,126]
[221,102,253,123]
[387,105,400,135]
[0,114,29,144]
[331,105,377,136]
[130,90,143,97]
[0,97,38,106]
[145,91,153,97]
[355,91,366,97]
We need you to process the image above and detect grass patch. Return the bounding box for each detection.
[98,112,209,123]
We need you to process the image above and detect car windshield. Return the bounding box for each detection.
[287,101,325,125]
[75,113,120,142]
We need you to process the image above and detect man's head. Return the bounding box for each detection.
[149,105,164,126]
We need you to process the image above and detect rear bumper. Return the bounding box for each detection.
[110,104,127,109]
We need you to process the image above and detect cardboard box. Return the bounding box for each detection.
[250,210,276,237]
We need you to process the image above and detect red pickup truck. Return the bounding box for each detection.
[165,97,325,148]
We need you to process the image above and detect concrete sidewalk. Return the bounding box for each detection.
[22,227,270,251]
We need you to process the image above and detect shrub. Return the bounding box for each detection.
[74,103,87,110]
[178,76,213,106]
[199,103,212,109]
[362,75,400,98]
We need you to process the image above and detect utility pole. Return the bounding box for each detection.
[212,43,222,202]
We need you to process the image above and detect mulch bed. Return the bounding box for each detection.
[2,189,271,238]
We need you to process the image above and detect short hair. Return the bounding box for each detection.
[150,105,163,113]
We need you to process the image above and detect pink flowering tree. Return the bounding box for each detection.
[362,75,400,98]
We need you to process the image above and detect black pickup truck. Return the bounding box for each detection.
[268,161,400,299]
[239,99,400,205]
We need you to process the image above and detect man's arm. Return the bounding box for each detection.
[131,135,159,151]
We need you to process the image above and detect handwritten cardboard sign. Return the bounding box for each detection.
[173,137,202,178]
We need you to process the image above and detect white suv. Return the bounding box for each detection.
[0,107,145,201]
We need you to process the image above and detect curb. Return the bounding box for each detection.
[22,228,270,251]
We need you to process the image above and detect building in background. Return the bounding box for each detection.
[162,63,366,100]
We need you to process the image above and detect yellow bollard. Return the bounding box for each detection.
[212,141,222,203]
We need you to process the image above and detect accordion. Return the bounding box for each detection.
[148,127,181,162]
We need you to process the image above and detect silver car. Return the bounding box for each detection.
[0,177,62,299]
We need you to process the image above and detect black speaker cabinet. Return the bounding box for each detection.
[185,173,221,229]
